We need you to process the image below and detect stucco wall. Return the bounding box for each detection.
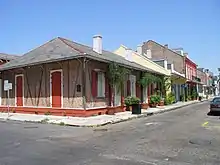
[1,59,142,109]
[1,60,84,108]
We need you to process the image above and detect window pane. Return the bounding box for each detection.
[213,98,220,103]
[97,72,105,97]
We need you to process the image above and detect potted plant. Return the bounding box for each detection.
[187,95,192,101]
[124,96,132,111]
[180,94,185,102]
[107,62,130,106]
[159,97,164,106]
[149,95,159,108]
[198,96,202,101]
[130,96,141,114]
[164,93,175,105]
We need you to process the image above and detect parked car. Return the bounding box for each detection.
[210,97,220,113]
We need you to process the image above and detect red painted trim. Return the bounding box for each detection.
[185,57,197,68]
[0,106,125,117]
[51,71,62,108]
[16,75,23,106]
[136,82,141,98]
[151,83,154,95]
[105,73,111,106]
[127,80,131,96]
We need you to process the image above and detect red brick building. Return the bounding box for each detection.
[185,56,198,98]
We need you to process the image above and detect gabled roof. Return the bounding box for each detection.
[0,53,18,61]
[114,45,171,76]
[0,37,151,71]
[146,40,185,58]
[146,40,199,66]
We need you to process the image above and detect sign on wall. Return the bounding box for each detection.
[4,80,12,91]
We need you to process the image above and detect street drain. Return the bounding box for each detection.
[24,126,39,129]
[189,139,211,145]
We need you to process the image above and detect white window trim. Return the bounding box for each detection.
[50,69,63,108]
[97,72,105,98]
[129,75,136,97]
[15,74,24,107]
[114,85,121,106]
[143,86,148,103]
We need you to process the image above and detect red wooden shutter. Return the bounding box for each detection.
[105,74,109,98]
[127,80,131,96]
[151,83,154,95]
[136,82,141,98]
[92,70,97,98]
[147,85,151,96]
[147,84,151,103]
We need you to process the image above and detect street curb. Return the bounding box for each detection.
[0,100,209,128]
[103,100,208,127]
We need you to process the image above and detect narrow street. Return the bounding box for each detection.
[0,101,220,165]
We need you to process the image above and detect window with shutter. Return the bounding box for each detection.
[97,72,105,97]
[129,75,136,97]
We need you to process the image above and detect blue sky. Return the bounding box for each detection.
[0,0,219,74]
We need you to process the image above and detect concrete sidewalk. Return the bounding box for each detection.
[0,99,208,127]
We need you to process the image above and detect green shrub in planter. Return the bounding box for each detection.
[180,94,185,102]
[149,95,160,107]
[124,96,132,111]
[192,91,198,100]
[164,93,175,105]
[187,95,192,101]
[129,96,141,114]
[155,95,161,103]
[124,96,132,106]
[130,96,140,105]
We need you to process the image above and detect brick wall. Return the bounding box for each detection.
[142,40,185,74]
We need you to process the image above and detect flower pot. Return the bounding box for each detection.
[149,103,157,108]
[125,105,132,111]
[158,101,164,106]
[141,103,148,109]
[107,107,115,115]
[132,104,141,114]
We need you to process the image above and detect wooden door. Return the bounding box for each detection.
[51,71,62,108]
[16,75,23,106]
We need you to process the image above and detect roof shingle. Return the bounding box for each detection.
[0,37,158,73]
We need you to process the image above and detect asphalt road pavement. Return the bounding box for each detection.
[0,101,220,165]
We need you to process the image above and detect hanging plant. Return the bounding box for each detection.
[106,62,130,106]
[107,62,130,94]
[159,76,171,96]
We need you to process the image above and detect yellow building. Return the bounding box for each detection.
[114,45,171,103]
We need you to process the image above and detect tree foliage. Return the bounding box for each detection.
[107,62,130,94]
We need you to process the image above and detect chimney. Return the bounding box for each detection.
[125,48,133,62]
[183,52,188,57]
[136,45,142,55]
[172,48,184,56]
[164,44,168,48]
[171,63,174,72]
[164,60,168,70]
[93,35,102,54]
[145,49,152,58]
